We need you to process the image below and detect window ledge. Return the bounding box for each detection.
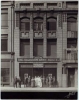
[1,51,15,55]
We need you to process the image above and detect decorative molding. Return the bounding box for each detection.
[58,13,62,27]
[63,13,67,22]
[30,13,33,30]
[16,12,19,27]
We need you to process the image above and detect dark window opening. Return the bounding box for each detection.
[47,39,57,57]
[20,18,30,31]
[1,39,7,51]
[20,39,30,57]
[47,18,56,31]
[67,39,77,48]
[67,17,77,31]
[33,39,43,57]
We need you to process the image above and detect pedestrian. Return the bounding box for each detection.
[24,74,28,87]
[28,76,31,87]
[46,76,48,87]
[13,76,17,88]
[52,76,55,87]
[31,77,34,87]
[19,77,21,88]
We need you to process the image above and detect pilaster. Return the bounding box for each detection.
[43,13,47,58]
[8,7,11,52]
[30,13,33,58]
[57,13,62,87]
[14,12,20,78]
[75,68,78,87]
[62,13,67,60]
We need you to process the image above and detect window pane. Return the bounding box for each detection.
[39,23,43,31]
[1,68,10,82]
[1,13,8,27]
[21,22,25,31]
[34,23,38,31]
[20,40,30,57]
[33,40,43,57]
[34,22,43,31]
[25,22,30,30]
[24,44,30,57]
[68,22,77,31]
[47,22,56,30]
[1,39,7,51]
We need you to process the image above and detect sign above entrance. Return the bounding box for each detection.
[33,64,43,68]
[17,58,60,62]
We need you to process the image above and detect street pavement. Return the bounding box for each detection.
[1,86,78,92]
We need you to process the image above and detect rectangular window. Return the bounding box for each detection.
[1,39,7,51]
[1,68,10,83]
[1,9,8,27]
[21,22,30,31]
[47,39,57,57]
[1,61,10,83]
[20,39,30,57]
[67,22,77,31]
[33,40,43,57]
[67,39,77,48]
[47,22,56,31]
[34,22,43,31]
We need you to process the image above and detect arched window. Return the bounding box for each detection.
[47,17,57,31]
[34,17,43,31]
[67,17,77,31]
[20,17,30,31]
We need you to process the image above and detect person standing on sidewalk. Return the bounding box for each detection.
[13,76,17,88]
[18,77,21,88]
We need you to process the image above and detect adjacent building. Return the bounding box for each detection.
[1,1,78,87]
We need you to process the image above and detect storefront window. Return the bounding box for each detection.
[1,68,10,82]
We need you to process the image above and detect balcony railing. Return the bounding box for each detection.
[34,31,43,38]
[20,31,29,38]
[66,53,77,60]
[47,31,56,38]
[64,48,78,61]
[67,31,77,38]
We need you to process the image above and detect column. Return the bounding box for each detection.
[8,7,11,52]
[44,3,47,8]
[62,13,67,60]
[62,13,67,87]
[62,65,67,87]
[57,13,62,87]
[75,68,78,87]
[10,60,11,86]
[43,13,47,58]
[14,12,20,78]
[30,13,33,58]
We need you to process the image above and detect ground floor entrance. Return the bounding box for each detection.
[67,68,75,87]
[19,66,57,87]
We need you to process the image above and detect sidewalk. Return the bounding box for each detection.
[1,86,78,92]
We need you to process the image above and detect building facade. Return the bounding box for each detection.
[1,1,78,87]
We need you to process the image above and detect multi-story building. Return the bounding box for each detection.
[1,1,78,87]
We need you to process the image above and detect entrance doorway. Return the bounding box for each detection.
[68,68,75,87]
[19,68,33,84]
[33,68,43,77]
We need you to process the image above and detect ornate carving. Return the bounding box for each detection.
[16,13,19,27]
[63,13,67,22]
[58,13,62,27]
[30,13,33,29]
[43,13,46,29]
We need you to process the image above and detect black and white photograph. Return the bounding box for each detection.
[1,0,78,99]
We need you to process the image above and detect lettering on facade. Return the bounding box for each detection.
[17,58,60,62]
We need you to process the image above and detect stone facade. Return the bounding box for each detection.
[1,1,78,87]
